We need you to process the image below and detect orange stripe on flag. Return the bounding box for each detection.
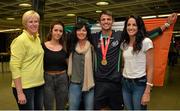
[144,18,174,86]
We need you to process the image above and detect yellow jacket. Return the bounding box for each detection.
[10,30,44,89]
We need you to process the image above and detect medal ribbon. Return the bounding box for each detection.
[100,31,112,60]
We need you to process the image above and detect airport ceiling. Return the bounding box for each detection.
[0,0,180,31]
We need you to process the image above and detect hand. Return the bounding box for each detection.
[17,93,27,105]
[167,13,177,25]
[141,92,150,106]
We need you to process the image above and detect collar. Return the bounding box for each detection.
[99,30,115,39]
[23,30,39,41]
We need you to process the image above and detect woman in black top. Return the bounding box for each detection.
[42,20,68,110]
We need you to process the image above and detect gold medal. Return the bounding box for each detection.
[101,59,107,65]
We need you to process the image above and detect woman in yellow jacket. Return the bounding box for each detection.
[10,10,44,110]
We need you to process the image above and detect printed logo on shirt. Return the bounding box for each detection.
[111,40,119,47]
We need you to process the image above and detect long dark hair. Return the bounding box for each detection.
[70,22,91,53]
[46,20,67,52]
[120,15,148,54]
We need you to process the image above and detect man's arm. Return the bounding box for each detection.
[148,13,177,39]
[160,13,177,32]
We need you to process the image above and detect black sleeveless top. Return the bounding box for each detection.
[42,43,68,71]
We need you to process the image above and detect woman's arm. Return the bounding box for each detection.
[141,48,154,106]
[10,38,27,105]
[13,78,27,104]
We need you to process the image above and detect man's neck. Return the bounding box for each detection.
[102,29,112,35]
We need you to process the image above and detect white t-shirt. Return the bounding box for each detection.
[121,38,153,78]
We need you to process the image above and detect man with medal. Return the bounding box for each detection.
[89,10,177,110]
[100,31,112,65]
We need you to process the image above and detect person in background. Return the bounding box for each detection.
[42,20,69,110]
[120,15,154,110]
[168,42,178,66]
[10,10,44,110]
[90,10,177,110]
[68,22,95,110]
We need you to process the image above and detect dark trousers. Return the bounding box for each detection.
[94,81,124,110]
[12,85,44,110]
[44,72,68,110]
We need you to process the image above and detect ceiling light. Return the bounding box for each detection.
[96,1,109,6]
[158,13,180,17]
[175,34,180,37]
[6,18,15,20]
[141,13,180,20]
[66,13,76,17]
[0,28,21,33]
[142,15,157,19]
[158,14,170,17]
[19,3,32,7]
[173,31,180,34]
[150,13,180,17]
[96,10,102,13]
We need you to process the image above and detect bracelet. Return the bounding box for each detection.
[146,82,153,87]
[164,22,170,28]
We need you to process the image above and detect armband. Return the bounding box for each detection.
[146,82,153,87]
[164,22,170,28]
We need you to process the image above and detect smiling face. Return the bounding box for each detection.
[25,16,39,35]
[76,26,87,41]
[126,17,138,38]
[51,24,63,41]
[100,14,113,32]
[22,10,40,36]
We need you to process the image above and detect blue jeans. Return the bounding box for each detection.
[12,85,44,110]
[122,76,147,110]
[69,82,94,110]
[44,72,68,110]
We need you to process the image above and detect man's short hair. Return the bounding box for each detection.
[99,10,113,21]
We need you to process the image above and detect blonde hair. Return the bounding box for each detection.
[22,10,40,27]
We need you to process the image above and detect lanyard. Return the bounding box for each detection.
[100,31,112,65]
